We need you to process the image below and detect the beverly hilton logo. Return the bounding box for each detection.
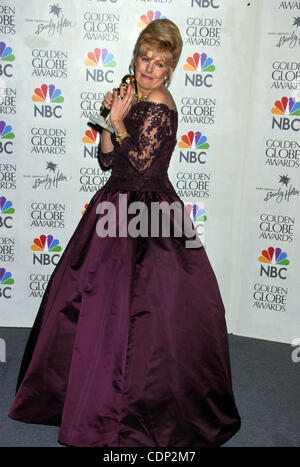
[178,131,209,164]
[259,246,289,280]
[31,234,62,266]
[32,84,64,118]
[267,10,300,48]
[29,3,72,36]
[84,48,116,83]
[137,11,167,29]
[82,128,100,159]
[272,97,300,132]
[184,52,215,87]
[0,267,14,299]
[23,161,71,190]
[257,174,300,203]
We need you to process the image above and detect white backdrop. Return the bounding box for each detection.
[1,0,300,344]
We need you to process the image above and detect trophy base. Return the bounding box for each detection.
[89,115,114,133]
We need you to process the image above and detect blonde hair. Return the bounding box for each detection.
[130,19,183,85]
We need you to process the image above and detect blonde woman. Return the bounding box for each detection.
[9,19,240,447]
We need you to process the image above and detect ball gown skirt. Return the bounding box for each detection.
[8,188,240,447]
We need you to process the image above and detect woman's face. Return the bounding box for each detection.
[134,50,170,96]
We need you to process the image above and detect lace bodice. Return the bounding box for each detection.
[98,101,178,192]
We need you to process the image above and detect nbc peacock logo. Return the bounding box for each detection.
[186,204,207,223]
[82,128,100,159]
[137,11,167,29]
[0,42,15,78]
[184,52,215,88]
[31,234,62,266]
[0,120,15,155]
[81,203,89,216]
[184,53,215,72]
[32,84,64,119]
[259,246,289,280]
[0,196,15,229]
[0,42,15,62]
[32,84,64,103]
[271,97,300,132]
[0,267,14,299]
[84,48,116,67]
[178,131,209,164]
[185,203,207,222]
[0,121,15,140]
[84,48,116,83]
[185,203,207,243]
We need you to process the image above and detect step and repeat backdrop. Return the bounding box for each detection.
[0,0,300,344]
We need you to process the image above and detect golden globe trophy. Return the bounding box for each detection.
[89,74,136,133]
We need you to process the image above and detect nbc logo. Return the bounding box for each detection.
[259,247,289,280]
[31,234,62,266]
[0,196,14,229]
[191,0,220,7]
[82,128,100,159]
[0,267,14,299]
[271,97,300,132]
[84,48,116,83]
[32,84,64,119]
[186,204,207,222]
[0,121,15,155]
[81,203,89,216]
[137,11,167,29]
[178,131,209,164]
[0,42,15,77]
[185,203,207,242]
[184,53,215,88]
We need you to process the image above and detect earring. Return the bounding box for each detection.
[164,76,168,82]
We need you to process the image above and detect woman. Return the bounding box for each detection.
[9,19,241,447]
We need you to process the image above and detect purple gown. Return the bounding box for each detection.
[9,101,241,447]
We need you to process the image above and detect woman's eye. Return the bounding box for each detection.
[142,57,149,62]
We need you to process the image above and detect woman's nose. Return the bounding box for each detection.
[146,61,153,73]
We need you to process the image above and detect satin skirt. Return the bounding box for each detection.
[8,187,241,447]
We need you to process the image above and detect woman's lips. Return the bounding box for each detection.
[142,74,153,80]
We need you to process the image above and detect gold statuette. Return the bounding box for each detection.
[89,74,136,133]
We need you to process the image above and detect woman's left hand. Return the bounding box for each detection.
[110,83,135,130]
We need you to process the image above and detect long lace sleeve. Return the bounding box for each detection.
[118,103,174,174]
[98,143,115,171]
